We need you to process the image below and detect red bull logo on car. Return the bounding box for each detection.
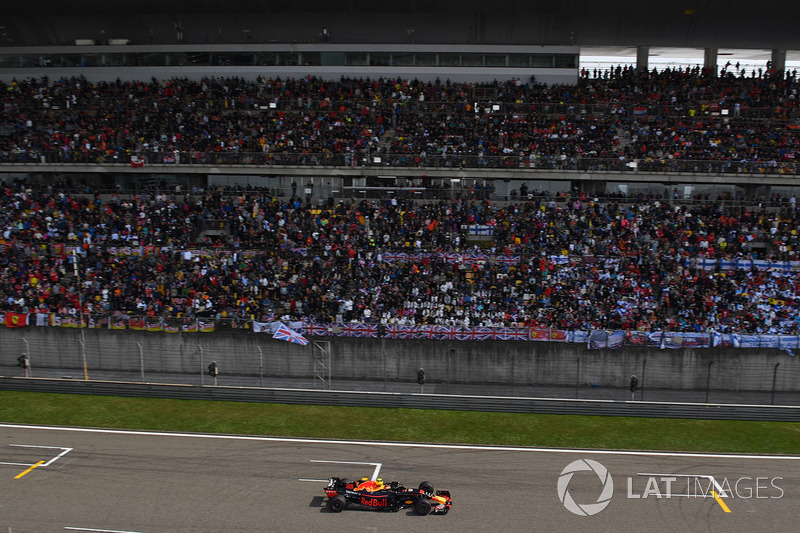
[360,496,389,507]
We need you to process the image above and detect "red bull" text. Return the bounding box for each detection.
[360,496,388,507]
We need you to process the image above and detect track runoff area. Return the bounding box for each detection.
[1,424,798,533]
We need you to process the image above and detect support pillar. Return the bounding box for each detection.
[771,49,786,76]
[704,48,718,76]
[636,46,649,72]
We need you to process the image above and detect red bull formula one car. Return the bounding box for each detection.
[324,476,452,515]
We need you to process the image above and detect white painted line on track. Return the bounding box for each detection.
[1,444,73,467]
[2,423,798,460]
[64,526,146,533]
[311,460,382,480]
[298,478,329,483]
[10,444,73,466]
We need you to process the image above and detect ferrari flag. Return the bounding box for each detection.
[5,312,28,328]
[273,323,309,346]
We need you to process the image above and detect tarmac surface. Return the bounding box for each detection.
[1,424,799,533]
[3,365,800,406]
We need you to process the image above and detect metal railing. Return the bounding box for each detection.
[2,150,799,176]
[5,95,796,120]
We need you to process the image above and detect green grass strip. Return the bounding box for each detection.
[1,391,798,454]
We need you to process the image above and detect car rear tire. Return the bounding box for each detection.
[327,495,346,513]
[418,481,435,494]
[414,499,432,516]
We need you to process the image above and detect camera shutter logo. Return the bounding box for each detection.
[557,459,614,516]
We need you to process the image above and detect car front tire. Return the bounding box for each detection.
[414,499,432,516]
[327,495,346,513]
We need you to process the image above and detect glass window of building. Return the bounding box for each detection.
[369,53,390,66]
[555,54,578,68]
[439,53,461,66]
[484,54,506,67]
[344,52,368,65]
[509,54,530,67]
[462,54,483,67]
[301,52,321,66]
[256,52,279,66]
[392,53,414,66]
[213,53,255,66]
[415,53,436,66]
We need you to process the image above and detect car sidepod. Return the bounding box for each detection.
[356,491,393,510]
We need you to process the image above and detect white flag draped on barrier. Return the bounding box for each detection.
[252,321,276,333]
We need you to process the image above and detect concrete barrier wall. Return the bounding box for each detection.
[1,327,798,392]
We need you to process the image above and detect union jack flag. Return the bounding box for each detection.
[456,328,483,341]
[385,325,416,339]
[273,323,309,346]
[495,255,521,265]
[334,323,378,338]
[302,321,330,336]
[494,327,526,341]
[436,326,461,340]
[473,327,497,340]
[359,324,379,338]
[415,326,438,340]
[462,253,486,265]
[337,323,361,337]
[382,252,408,263]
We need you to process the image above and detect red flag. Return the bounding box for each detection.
[529,328,550,341]
[5,312,29,327]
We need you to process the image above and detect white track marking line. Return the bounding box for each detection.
[64,526,147,533]
[1,424,798,460]
[1,444,73,467]
[310,460,382,480]
[10,444,73,466]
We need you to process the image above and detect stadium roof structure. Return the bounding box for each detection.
[1,0,799,50]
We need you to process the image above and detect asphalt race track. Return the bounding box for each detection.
[1,424,798,533]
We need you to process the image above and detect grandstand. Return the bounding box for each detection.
[1,1,800,342]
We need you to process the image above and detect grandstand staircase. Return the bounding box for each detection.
[379,128,397,162]
[616,129,632,156]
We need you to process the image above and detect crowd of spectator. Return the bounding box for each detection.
[1,178,799,335]
[1,67,800,335]
[1,66,800,172]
